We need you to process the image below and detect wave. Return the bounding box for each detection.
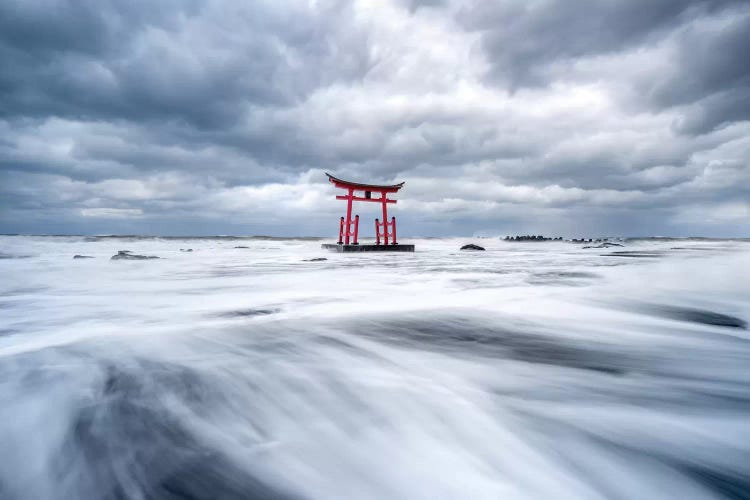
[0,237,748,499]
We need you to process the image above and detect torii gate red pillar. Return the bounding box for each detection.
[381,193,389,245]
[326,173,403,246]
[345,188,354,244]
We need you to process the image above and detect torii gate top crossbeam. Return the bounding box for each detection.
[325,173,404,194]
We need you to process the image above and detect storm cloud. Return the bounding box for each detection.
[0,0,748,236]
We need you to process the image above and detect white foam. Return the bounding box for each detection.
[0,236,748,499]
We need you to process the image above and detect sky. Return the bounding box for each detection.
[0,0,748,237]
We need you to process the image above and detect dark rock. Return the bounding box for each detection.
[234,246,250,249]
[646,305,747,329]
[303,257,328,262]
[355,315,628,375]
[180,248,193,252]
[601,251,663,258]
[70,362,300,500]
[73,254,95,259]
[460,244,485,251]
[220,308,280,318]
[0,252,31,259]
[583,242,624,249]
[111,250,160,260]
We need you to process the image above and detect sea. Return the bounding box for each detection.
[1,235,749,500]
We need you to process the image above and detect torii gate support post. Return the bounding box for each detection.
[344,188,354,245]
[381,191,389,245]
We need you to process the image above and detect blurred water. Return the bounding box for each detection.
[0,236,749,499]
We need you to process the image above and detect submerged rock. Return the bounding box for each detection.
[73,254,95,259]
[304,257,328,262]
[0,252,31,259]
[602,251,662,258]
[460,244,485,251]
[644,304,747,329]
[111,250,160,260]
[220,308,280,318]
[583,242,624,249]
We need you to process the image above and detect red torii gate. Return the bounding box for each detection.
[326,172,403,246]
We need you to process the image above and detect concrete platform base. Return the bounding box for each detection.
[322,243,415,253]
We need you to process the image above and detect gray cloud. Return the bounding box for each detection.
[674,87,750,135]
[659,12,750,134]
[0,0,371,126]
[459,0,743,87]
[457,0,750,135]
[0,0,748,237]
[647,10,750,108]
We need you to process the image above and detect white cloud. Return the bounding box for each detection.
[79,208,144,218]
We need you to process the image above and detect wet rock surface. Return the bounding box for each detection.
[460,244,485,251]
[111,250,160,260]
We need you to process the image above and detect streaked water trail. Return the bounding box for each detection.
[1,236,749,499]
